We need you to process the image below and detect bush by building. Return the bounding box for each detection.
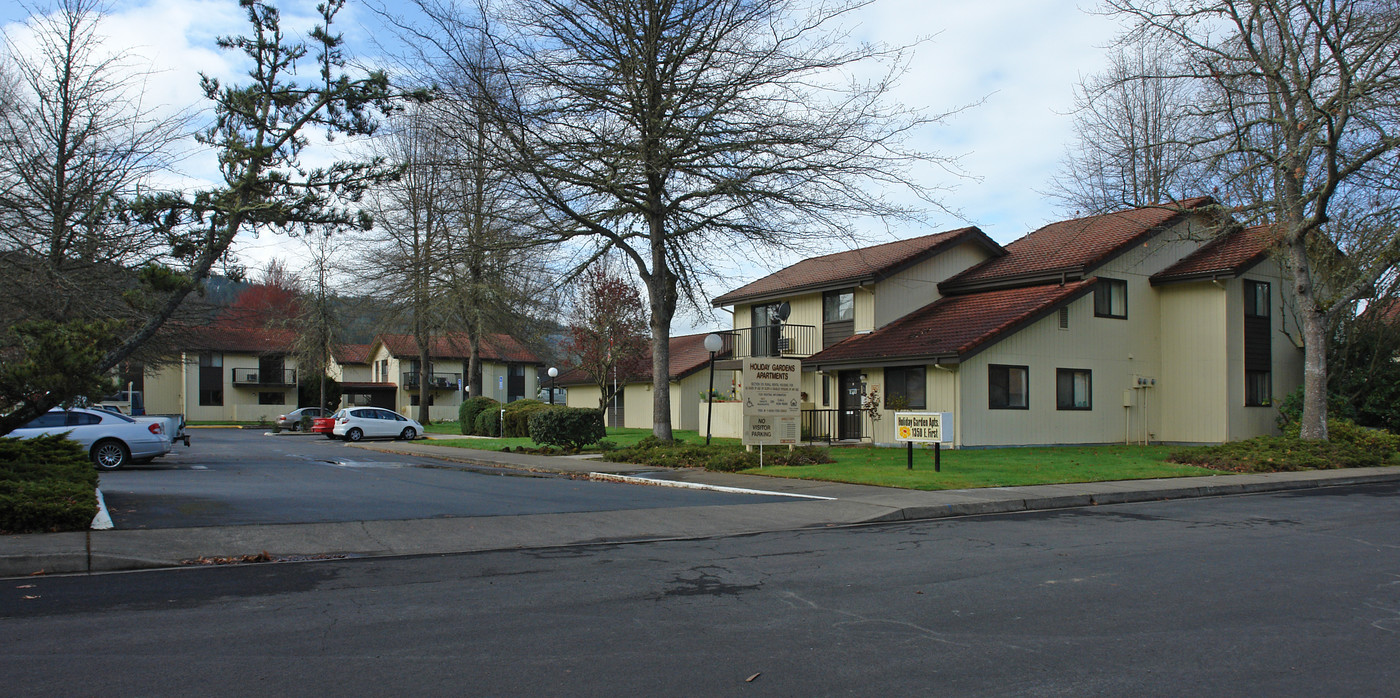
[528,407,606,451]
[459,396,500,435]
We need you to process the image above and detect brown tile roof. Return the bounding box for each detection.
[334,344,372,365]
[376,333,543,364]
[185,325,298,354]
[1150,224,1279,285]
[556,332,729,386]
[807,281,1097,366]
[713,227,1000,306]
[942,198,1216,292]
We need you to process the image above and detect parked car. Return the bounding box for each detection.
[10,407,172,470]
[311,415,337,439]
[330,407,423,442]
[92,406,189,449]
[277,407,326,431]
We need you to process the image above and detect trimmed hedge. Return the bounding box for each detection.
[0,435,98,533]
[529,407,606,451]
[474,407,502,437]
[503,400,557,438]
[459,396,500,435]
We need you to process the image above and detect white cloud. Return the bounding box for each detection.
[4,0,1129,332]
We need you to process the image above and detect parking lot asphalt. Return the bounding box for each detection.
[3,431,1399,577]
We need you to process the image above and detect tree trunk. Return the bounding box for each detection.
[646,234,679,441]
[1298,305,1329,441]
[1288,235,1328,440]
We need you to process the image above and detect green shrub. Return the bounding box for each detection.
[1169,419,1400,472]
[459,397,500,435]
[529,407,606,451]
[0,435,97,533]
[502,399,555,438]
[704,450,758,471]
[474,407,502,437]
[299,414,314,431]
[767,445,835,466]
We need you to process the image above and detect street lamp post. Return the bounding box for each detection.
[547,367,558,405]
[703,333,723,445]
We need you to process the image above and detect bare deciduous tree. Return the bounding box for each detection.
[1096,0,1400,440]
[482,0,960,440]
[1050,39,1202,212]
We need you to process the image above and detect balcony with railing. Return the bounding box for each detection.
[715,323,819,359]
[402,371,462,390]
[231,368,297,387]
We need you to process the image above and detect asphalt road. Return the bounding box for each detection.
[97,428,793,528]
[4,482,1398,696]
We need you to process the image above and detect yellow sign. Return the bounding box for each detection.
[894,412,952,443]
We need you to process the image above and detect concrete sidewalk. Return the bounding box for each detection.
[4,438,1398,578]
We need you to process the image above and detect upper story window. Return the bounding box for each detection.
[1094,278,1127,319]
[1245,280,1270,317]
[823,289,853,323]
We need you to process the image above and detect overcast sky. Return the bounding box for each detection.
[2,0,1126,333]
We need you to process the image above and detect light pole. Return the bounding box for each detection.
[704,333,723,445]
[547,367,558,405]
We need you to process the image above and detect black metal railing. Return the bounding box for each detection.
[719,323,819,359]
[801,408,839,443]
[231,368,296,386]
[402,372,462,390]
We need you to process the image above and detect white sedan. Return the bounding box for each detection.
[330,407,422,442]
[10,407,172,470]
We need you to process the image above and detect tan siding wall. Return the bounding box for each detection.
[566,384,603,410]
[873,241,990,328]
[859,365,959,444]
[1157,282,1228,442]
[143,362,185,416]
[957,294,1141,446]
[854,286,875,333]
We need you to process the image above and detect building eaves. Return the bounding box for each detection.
[712,227,1002,307]
[806,280,1097,369]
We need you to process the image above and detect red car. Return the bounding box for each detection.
[311,415,337,439]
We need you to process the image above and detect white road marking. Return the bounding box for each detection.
[588,473,835,500]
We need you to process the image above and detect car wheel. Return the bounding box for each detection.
[400,427,417,440]
[346,427,363,442]
[289,422,300,431]
[324,433,338,440]
[92,439,130,471]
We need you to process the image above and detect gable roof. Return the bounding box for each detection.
[712,227,1001,307]
[807,280,1097,367]
[334,344,372,365]
[375,333,543,364]
[184,325,297,354]
[556,331,729,386]
[1150,224,1279,285]
[941,197,1217,293]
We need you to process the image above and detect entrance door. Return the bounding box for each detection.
[838,370,863,440]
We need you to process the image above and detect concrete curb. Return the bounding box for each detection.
[4,460,1398,579]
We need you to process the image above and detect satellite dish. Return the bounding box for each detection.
[777,301,791,322]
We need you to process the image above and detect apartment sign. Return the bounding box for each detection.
[895,412,952,443]
[742,359,802,416]
[743,415,799,446]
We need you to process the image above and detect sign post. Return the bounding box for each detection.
[894,412,953,472]
[742,358,801,454]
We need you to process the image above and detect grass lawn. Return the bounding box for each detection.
[425,426,742,452]
[748,444,1217,490]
